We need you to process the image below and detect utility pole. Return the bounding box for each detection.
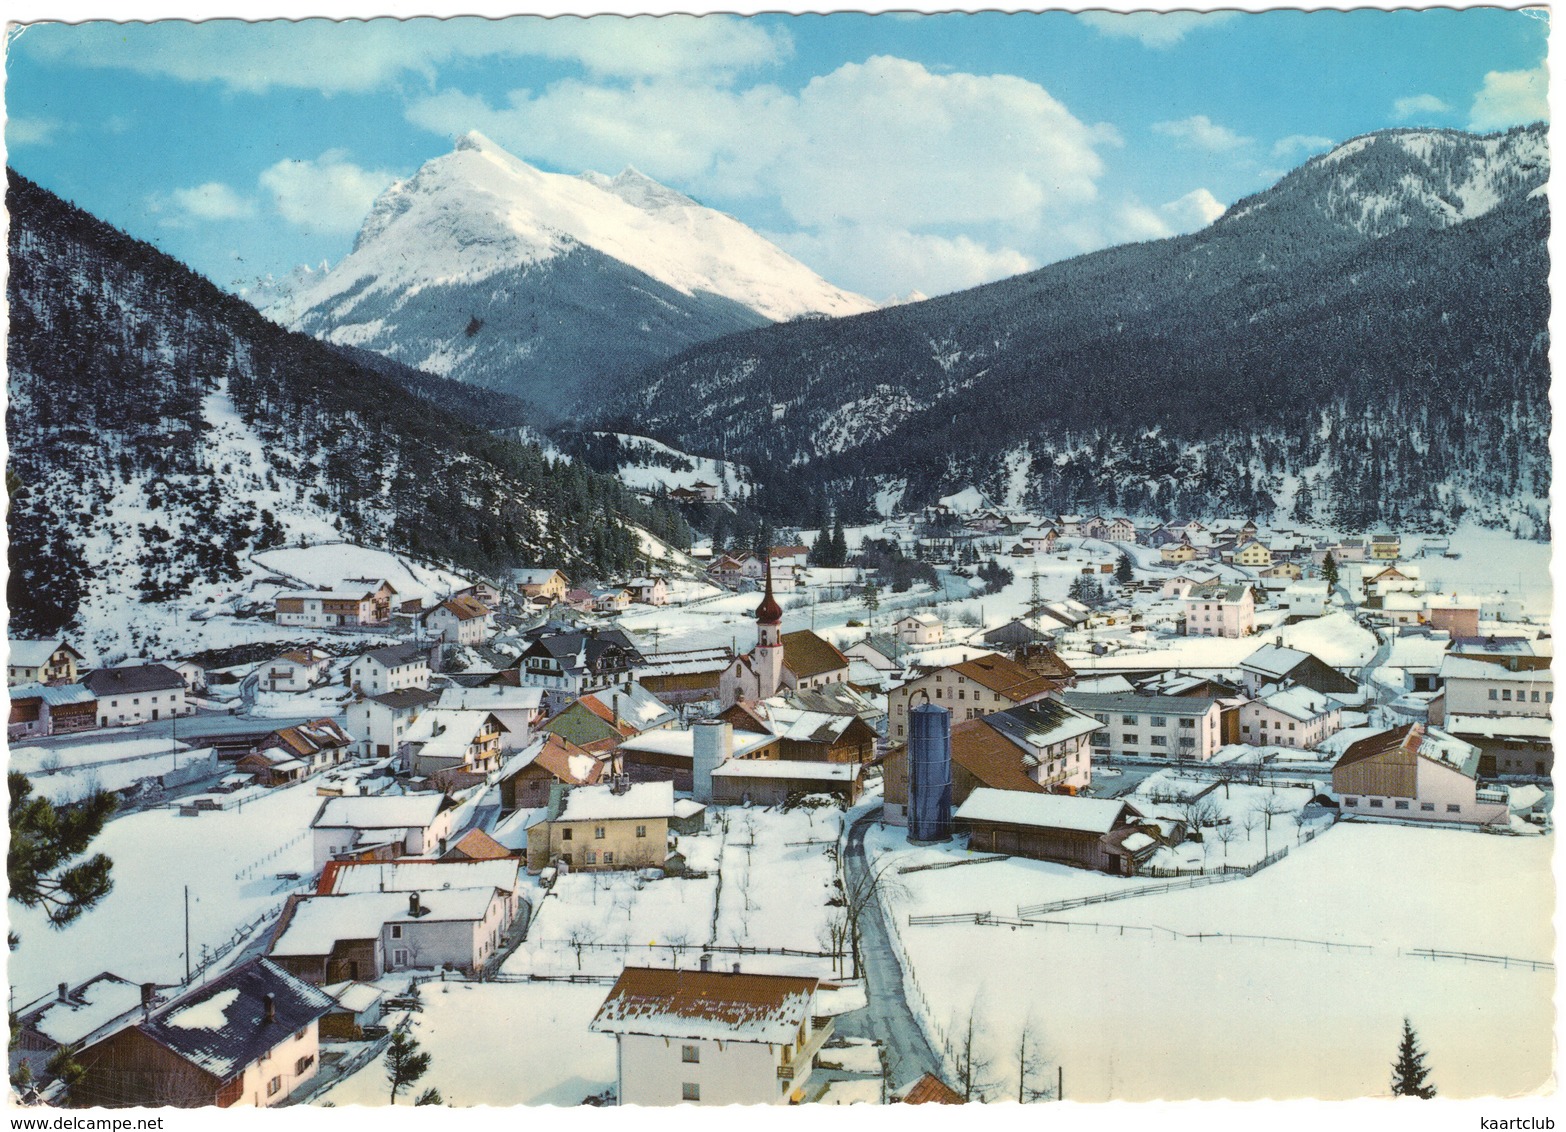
[184,885,191,983]
[1058,1065,1063,1102]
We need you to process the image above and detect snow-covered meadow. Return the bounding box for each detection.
[871,821,1554,1100]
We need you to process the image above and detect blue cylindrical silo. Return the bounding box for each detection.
[908,702,953,843]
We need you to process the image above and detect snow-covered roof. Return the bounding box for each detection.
[402,709,506,758]
[711,758,858,782]
[955,788,1133,834]
[1241,644,1310,678]
[313,793,445,831]
[321,981,383,1015]
[616,729,777,761]
[24,973,147,1048]
[1120,832,1156,853]
[270,889,503,957]
[556,780,677,822]
[986,699,1103,753]
[8,681,97,706]
[1442,714,1553,740]
[1255,686,1335,722]
[8,637,74,667]
[322,858,520,896]
[1439,655,1552,682]
[436,684,544,713]
[590,966,817,1044]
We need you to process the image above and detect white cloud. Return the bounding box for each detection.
[259,151,396,233]
[15,16,789,95]
[1393,93,1451,121]
[409,56,1111,235]
[1468,64,1548,131]
[1152,115,1252,152]
[1272,134,1335,160]
[7,116,60,146]
[773,224,1033,300]
[1077,11,1237,49]
[171,182,257,221]
[1161,187,1226,230]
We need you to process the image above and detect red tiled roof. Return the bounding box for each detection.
[898,1073,966,1104]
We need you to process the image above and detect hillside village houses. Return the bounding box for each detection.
[84,664,192,727]
[8,636,85,685]
[348,642,431,696]
[262,647,334,693]
[275,582,396,628]
[422,593,492,646]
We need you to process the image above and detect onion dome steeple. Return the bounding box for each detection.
[754,552,783,624]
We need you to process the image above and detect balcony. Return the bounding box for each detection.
[776,1016,834,1079]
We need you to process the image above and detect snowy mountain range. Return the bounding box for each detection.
[266,132,873,415]
[596,125,1550,535]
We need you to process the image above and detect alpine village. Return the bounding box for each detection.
[4,15,1554,1115]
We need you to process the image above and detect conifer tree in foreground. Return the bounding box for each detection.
[1390,1018,1436,1098]
[386,1029,433,1104]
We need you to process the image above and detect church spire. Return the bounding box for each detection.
[754,550,783,625]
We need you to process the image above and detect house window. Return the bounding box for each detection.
[1288,723,1296,731]
[1531,691,1541,702]
[1122,733,1137,744]
[1369,799,1384,808]
[561,829,573,841]
[595,826,606,839]
[1242,725,1251,735]
[391,925,402,939]
[1447,804,1461,813]
[1502,689,1512,701]
[1121,715,1137,725]
[1489,689,1499,700]
[603,852,614,865]
[1394,800,1409,810]
[1180,719,1194,728]
[586,850,597,864]
[1420,803,1435,812]
[682,1083,700,1101]
[682,1045,700,1063]
[957,690,966,700]
[1151,736,1167,746]
[296,1054,315,1075]
[636,825,647,838]
[267,1076,283,1097]
[1150,716,1166,727]
[1179,738,1195,748]
[1344,797,1359,807]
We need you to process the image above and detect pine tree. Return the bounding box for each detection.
[1390,1018,1436,1098]
[385,1030,433,1104]
[8,773,115,932]
[1115,552,1133,584]
[1322,551,1340,590]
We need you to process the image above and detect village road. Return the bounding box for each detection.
[835,809,943,1090]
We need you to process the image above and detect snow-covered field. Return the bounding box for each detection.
[252,543,470,606]
[873,821,1554,1100]
[318,981,616,1107]
[505,803,844,978]
[8,781,326,1007]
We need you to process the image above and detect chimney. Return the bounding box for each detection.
[732,962,741,974]
[57,982,68,1003]
[408,892,421,918]
[699,953,711,972]
[262,993,276,1024]
[1275,636,1283,647]
[141,982,156,1021]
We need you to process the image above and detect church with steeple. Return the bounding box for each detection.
[718,555,850,709]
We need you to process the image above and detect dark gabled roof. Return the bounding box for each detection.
[944,653,1059,701]
[780,631,848,678]
[359,642,427,669]
[522,630,644,670]
[369,687,441,709]
[83,664,185,696]
[136,959,334,1083]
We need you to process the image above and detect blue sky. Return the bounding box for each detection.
[4,7,1549,299]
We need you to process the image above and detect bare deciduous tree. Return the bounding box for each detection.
[1213,821,1240,861]
[1015,1015,1052,1102]
[565,922,591,971]
[947,1002,995,1102]
[1254,793,1294,856]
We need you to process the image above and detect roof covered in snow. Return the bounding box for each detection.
[436,684,545,713]
[313,793,446,831]
[270,889,503,957]
[556,780,677,822]
[319,858,519,896]
[711,758,859,782]
[955,788,1137,834]
[8,637,79,667]
[591,966,817,1043]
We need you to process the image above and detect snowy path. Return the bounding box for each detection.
[834,810,943,1089]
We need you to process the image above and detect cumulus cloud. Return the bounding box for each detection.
[171,182,257,221]
[7,116,61,146]
[1152,114,1252,152]
[773,224,1033,300]
[14,16,789,95]
[259,151,396,233]
[1393,93,1451,121]
[409,56,1112,237]
[1272,134,1335,160]
[147,182,256,227]
[1059,187,1226,252]
[1468,64,1548,131]
[1077,11,1237,49]
[1161,187,1226,230]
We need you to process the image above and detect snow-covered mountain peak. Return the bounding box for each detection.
[274,133,873,330]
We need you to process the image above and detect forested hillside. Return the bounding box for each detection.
[6,171,690,640]
[596,126,1549,535]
